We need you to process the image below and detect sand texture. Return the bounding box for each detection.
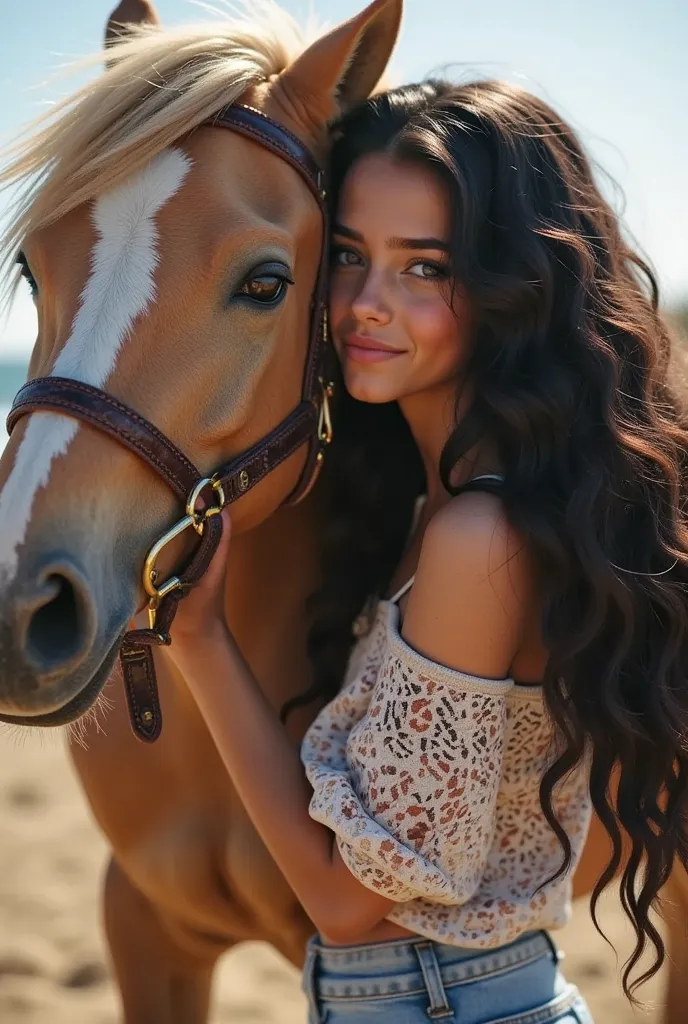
[0,729,669,1023]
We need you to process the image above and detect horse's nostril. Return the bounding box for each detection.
[23,571,90,674]
[0,557,102,716]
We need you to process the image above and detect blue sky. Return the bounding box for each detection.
[0,0,685,357]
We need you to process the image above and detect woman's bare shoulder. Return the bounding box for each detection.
[401,492,536,680]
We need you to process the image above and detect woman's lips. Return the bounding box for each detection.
[343,334,403,364]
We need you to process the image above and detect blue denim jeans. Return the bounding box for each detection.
[302,931,593,1023]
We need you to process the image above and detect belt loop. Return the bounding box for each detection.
[413,941,455,1020]
[302,942,324,1024]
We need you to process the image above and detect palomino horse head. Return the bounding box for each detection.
[0,0,402,725]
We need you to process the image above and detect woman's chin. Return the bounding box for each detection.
[343,369,400,405]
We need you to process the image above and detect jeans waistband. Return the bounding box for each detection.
[309,929,556,983]
[305,931,559,1002]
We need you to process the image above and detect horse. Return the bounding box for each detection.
[0,1,402,1019]
[0,2,683,1021]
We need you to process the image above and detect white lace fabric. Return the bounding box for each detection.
[301,600,592,947]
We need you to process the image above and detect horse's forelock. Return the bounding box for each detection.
[0,1,312,313]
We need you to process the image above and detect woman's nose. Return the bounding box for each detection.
[350,271,393,325]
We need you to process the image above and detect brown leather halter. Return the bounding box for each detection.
[7,104,334,743]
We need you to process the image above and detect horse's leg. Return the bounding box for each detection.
[104,857,218,1024]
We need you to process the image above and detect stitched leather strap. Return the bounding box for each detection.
[211,104,325,205]
[8,377,203,503]
[215,400,318,503]
[7,379,319,510]
[6,104,331,744]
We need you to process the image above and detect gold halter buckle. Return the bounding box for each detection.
[143,476,225,629]
[317,377,334,447]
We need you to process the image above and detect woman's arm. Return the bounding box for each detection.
[165,497,531,941]
[162,514,395,943]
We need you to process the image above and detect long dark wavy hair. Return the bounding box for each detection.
[287,78,688,996]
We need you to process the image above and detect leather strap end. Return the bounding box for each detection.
[120,643,163,743]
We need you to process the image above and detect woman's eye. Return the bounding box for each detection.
[16,252,38,299]
[236,263,292,306]
[407,261,446,280]
[332,247,362,268]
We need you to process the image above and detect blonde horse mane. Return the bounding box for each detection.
[0,2,318,310]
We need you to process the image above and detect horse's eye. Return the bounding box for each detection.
[241,275,287,303]
[236,262,293,307]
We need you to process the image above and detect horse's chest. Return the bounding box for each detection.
[127,802,309,950]
[72,673,311,952]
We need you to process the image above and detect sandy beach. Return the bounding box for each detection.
[0,724,669,1023]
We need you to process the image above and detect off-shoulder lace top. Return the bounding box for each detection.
[301,595,592,948]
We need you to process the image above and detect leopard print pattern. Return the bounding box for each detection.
[301,601,592,947]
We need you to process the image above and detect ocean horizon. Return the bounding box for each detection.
[1,358,29,451]
[1,358,29,401]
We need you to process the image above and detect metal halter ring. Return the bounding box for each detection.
[143,477,226,627]
[186,476,225,533]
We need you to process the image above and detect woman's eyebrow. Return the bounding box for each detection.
[388,236,450,252]
[333,223,449,252]
[332,223,364,241]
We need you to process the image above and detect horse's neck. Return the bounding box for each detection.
[221,486,326,737]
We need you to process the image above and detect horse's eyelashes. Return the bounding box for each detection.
[16,251,38,298]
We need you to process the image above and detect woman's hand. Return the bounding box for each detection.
[164,507,233,662]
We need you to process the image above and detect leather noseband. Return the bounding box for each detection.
[7,103,334,742]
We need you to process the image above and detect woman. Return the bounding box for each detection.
[163,80,688,1022]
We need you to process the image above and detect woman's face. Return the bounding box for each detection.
[329,153,472,405]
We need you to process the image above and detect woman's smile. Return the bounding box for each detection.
[343,332,404,363]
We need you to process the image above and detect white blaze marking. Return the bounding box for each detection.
[0,148,191,583]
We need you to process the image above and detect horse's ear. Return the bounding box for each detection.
[105,0,160,48]
[274,0,403,131]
